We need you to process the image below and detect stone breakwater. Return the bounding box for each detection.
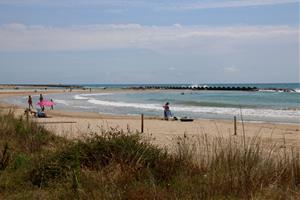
[127,85,258,91]
[0,84,297,93]
[126,85,296,92]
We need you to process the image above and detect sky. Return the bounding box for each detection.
[0,0,299,84]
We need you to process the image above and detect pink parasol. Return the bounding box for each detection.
[37,100,55,107]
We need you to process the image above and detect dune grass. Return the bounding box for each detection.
[0,109,299,199]
[175,134,300,199]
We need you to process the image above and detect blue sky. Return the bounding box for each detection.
[0,0,299,84]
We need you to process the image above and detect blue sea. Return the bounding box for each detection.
[6,83,300,124]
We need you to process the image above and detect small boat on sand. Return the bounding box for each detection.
[180,117,194,122]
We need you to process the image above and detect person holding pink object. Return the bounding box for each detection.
[37,100,55,107]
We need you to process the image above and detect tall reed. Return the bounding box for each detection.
[175,133,300,199]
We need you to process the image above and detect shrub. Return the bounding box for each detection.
[29,130,189,188]
[1,109,300,199]
[0,110,64,153]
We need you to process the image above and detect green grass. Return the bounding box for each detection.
[0,109,299,199]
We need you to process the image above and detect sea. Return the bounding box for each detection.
[5,83,300,124]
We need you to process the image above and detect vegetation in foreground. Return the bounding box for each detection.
[0,110,299,199]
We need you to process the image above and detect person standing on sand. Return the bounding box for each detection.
[50,99,54,110]
[39,94,43,102]
[27,95,33,110]
[163,102,171,120]
[39,94,44,110]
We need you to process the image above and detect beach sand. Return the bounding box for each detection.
[1,89,299,148]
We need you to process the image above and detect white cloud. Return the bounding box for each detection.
[173,23,182,29]
[224,67,240,72]
[0,23,298,52]
[163,0,299,11]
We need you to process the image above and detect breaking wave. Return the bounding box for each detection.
[87,99,300,120]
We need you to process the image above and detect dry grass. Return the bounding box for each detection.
[174,133,300,199]
[0,109,299,199]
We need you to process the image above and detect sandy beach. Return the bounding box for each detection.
[0,88,299,149]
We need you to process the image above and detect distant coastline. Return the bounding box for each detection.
[0,84,84,89]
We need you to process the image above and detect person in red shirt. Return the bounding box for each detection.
[27,95,33,110]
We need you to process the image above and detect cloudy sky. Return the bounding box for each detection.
[0,0,299,84]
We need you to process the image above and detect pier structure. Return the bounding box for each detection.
[127,85,296,92]
[127,85,259,91]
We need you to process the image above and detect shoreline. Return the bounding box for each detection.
[1,88,299,125]
[2,88,299,124]
[0,89,299,148]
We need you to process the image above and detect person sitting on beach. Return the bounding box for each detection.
[27,95,33,109]
[36,108,47,118]
[163,102,172,120]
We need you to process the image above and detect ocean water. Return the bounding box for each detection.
[5,83,300,124]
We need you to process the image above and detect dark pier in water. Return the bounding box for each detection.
[128,85,259,91]
[128,85,297,92]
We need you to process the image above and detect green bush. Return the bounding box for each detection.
[0,111,59,153]
[0,109,300,199]
[29,131,189,188]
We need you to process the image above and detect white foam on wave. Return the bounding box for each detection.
[55,99,70,106]
[88,99,161,110]
[258,89,277,92]
[74,93,113,100]
[87,99,300,119]
[73,106,91,109]
[81,93,113,97]
[74,94,89,100]
[173,106,299,119]
[259,88,300,93]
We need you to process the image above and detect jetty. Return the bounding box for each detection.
[0,84,296,92]
[127,85,259,91]
[127,85,297,92]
